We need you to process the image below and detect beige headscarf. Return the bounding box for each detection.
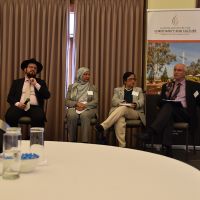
[71,67,90,101]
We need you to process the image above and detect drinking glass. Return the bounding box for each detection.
[30,127,46,165]
[2,129,21,180]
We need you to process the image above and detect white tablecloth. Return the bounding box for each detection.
[0,141,200,200]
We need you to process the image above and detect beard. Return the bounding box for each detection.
[27,71,36,79]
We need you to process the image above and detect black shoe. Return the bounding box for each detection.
[95,124,107,145]
[95,124,104,132]
[138,128,155,141]
[138,132,151,140]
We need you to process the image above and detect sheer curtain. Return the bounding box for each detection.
[73,0,145,121]
[0,0,70,140]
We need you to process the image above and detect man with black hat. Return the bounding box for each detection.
[5,58,50,127]
[95,72,145,148]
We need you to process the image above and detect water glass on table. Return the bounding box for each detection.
[5,127,22,145]
[30,127,46,165]
[2,128,21,180]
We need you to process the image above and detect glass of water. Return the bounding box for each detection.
[30,127,46,165]
[6,127,22,144]
[2,129,21,180]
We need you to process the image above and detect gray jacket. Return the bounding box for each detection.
[110,86,146,126]
[65,84,98,113]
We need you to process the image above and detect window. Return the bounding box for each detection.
[69,12,74,38]
[66,6,75,95]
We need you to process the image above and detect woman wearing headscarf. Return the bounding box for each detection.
[65,67,98,143]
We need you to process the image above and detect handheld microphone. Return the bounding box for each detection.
[24,98,30,105]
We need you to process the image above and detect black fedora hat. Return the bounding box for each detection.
[21,58,43,73]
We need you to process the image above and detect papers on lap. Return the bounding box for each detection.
[161,99,182,107]
[119,103,133,107]
[76,109,87,114]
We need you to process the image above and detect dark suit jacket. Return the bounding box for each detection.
[7,78,50,109]
[159,80,200,129]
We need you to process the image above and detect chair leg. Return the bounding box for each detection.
[151,135,154,151]
[63,122,65,141]
[193,131,196,155]
[18,123,30,140]
[95,129,101,144]
[193,144,196,155]
[185,128,189,161]
[63,121,68,141]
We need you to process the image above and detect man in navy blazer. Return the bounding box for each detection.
[140,63,200,156]
[5,58,50,127]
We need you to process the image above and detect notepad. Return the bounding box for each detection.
[161,99,182,107]
[119,103,134,107]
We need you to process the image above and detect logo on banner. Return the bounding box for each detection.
[172,15,178,26]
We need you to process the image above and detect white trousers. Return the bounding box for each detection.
[101,106,139,147]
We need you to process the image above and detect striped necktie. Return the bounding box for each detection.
[170,83,181,100]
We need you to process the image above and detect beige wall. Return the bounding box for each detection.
[148,0,196,9]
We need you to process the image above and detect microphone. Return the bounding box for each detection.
[24,98,30,105]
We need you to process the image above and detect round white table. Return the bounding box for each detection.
[0,141,200,200]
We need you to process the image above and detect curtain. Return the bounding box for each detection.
[0,0,70,140]
[197,0,200,7]
[74,0,145,121]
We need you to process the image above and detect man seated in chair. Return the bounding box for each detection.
[65,67,98,143]
[95,72,145,148]
[5,58,50,127]
[140,63,200,156]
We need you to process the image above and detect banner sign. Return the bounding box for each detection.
[147,9,200,95]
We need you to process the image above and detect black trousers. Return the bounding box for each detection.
[5,105,45,127]
[0,129,4,153]
[151,103,190,146]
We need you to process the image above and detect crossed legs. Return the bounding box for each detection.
[101,106,139,147]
